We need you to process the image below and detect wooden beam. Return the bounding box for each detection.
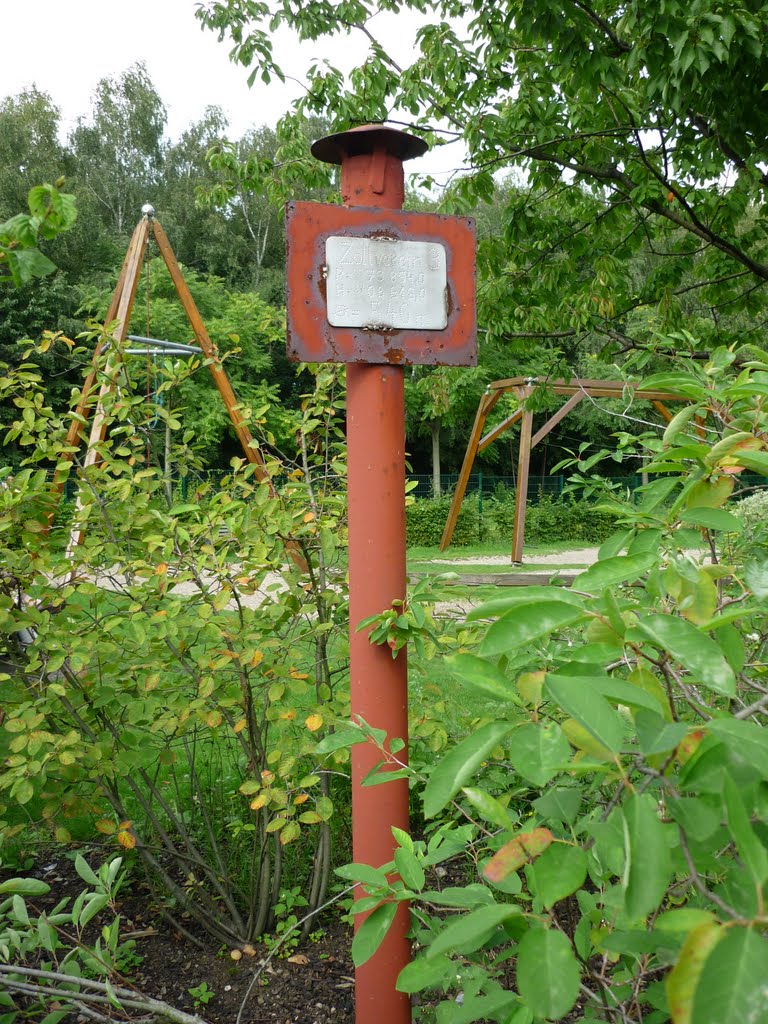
[652,400,674,423]
[151,219,307,573]
[49,219,150,521]
[488,376,682,402]
[439,391,500,550]
[151,219,275,489]
[511,409,533,563]
[414,571,579,588]
[478,408,523,451]
[531,392,585,449]
[65,220,151,555]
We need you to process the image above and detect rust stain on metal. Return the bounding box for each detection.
[285,201,477,367]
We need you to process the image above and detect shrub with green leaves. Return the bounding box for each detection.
[344,352,768,1023]
[0,338,351,948]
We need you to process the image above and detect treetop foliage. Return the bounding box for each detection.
[198,0,768,365]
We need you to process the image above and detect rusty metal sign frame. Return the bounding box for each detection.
[285,200,477,366]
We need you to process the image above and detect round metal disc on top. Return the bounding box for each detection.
[311,124,428,165]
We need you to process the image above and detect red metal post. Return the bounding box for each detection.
[311,127,427,1024]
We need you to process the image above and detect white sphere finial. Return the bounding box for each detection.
[141,203,155,217]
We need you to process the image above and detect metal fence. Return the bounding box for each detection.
[406,472,640,500]
[406,471,768,501]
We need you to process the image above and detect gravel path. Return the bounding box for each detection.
[429,547,600,566]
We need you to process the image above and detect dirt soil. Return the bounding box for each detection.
[9,854,355,1024]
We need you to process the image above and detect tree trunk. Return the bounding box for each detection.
[431,418,441,497]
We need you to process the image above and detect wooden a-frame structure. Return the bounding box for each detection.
[51,212,307,571]
[440,376,686,563]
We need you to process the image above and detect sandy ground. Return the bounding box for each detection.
[75,549,599,617]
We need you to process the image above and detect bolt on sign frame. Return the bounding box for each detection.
[440,377,684,563]
[51,212,307,571]
[286,125,476,1024]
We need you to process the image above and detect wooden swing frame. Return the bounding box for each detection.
[51,212,307,571]
[439,376,687,563]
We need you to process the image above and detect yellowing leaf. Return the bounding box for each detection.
[54,826,72,843]
[117,830,136,850]
[250,650,264,668]
[293,793,309,805]
[234,718,247,734]
[95,818,116,835]
[280,821,301,845]
[562,719,614,760]
[279,709,297,721]
[303,512,316,523]
[206,710,222,728]
[517,671,544,706]
[483,828,553,883]
[667,922,723,1024]
[290,670,309,680]
[305,714,323,732]
[155,563,168,575]
[250,794,268,810]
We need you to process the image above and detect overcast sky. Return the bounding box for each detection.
[1,0,461,183]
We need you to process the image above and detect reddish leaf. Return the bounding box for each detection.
[483,828,553,883]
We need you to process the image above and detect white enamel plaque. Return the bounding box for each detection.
[325,236,448,330]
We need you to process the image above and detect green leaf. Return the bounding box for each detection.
[314,726,367,754]
[630,614,735,696]
[419,885,494,908]
[691,927,768,1024]
[334,863,389,888]
[11,895,29,926]
[516,927,580,1020]
[576,552,656,592]
[529,843,587,909]
[445,653,521,704]
[12,778,34,805]
[635,710,689,756]
[351,902,398,967]
[426,903,521,958]
[394,847,425,892]
[396,953,453,993]
[79,892,109,927]
[623,793,672,921]
[461,786,515,829]
[533,787,582,824]
[707,719,768,779]
[509,720,570,786]
[479,601,588,656]
[545,675,625,754]
[678,508,742,532]
[422,721,514,818]
[656,909,717,934]
[732,450,768,475]
[467,587,585,621]
[74,855,101,888]
[722,774,768,887]
[0,877,50,896]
